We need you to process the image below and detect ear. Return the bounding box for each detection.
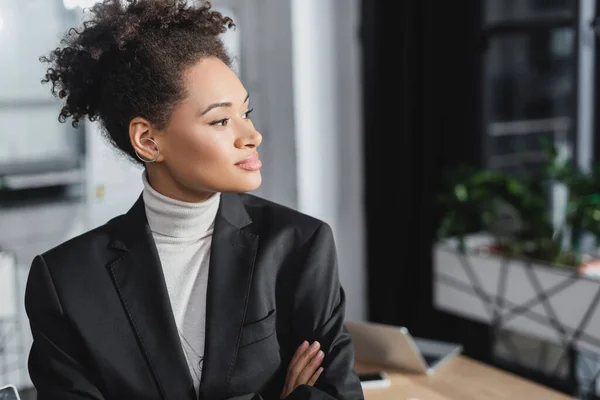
[129,117,165,162]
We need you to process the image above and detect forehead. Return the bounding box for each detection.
[183,57,246,104]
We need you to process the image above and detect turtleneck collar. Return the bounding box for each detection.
[142,172,221,239]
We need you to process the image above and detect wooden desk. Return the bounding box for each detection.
[356,356,574,400]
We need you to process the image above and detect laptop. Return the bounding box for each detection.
[345,320,463,376]
[0,385,20,400]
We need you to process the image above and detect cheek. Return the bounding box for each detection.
[170,129,232,167]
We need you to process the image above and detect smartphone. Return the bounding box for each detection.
[0,385,20,400]
[357,371,391,389]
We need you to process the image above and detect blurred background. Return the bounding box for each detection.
[1,0,600,398]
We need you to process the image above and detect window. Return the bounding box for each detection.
[481,1,578,177]
[481,1,600,396]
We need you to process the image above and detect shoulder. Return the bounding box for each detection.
[237,193,331,245]
[37,214,124,275]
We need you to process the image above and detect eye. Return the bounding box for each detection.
[242,108,254,120]
[210,118,230,126]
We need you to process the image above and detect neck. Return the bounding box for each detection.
[146,166,214,203]
[142,172,221,238]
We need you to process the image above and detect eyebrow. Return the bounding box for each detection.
[200,93,250,116]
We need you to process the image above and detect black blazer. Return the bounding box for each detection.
[24,192,364,400]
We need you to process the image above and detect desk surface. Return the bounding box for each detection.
[356,356,574,400]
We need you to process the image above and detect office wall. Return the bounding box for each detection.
[334,0,366,322]
[229,0,299,209]
[291,0,366,321]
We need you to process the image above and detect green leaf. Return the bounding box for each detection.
[454,184,468,202]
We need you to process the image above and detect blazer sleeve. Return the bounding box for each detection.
[286,223,364,400]
[25,255,105,400]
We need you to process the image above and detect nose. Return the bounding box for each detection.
[235,125,262,149]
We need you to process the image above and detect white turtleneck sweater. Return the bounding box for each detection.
[142,173,221,396]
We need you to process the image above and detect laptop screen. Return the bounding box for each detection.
[0,386,20,400]
[422,353,442,367]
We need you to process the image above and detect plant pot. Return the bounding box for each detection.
[434,234,600,356]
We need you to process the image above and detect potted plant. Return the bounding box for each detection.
[433,142,600,357]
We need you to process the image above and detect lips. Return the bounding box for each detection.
[235,153,262,171]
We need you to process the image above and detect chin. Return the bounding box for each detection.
[231,172,262,193]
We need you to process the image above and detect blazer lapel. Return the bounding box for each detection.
[107,197,196,400]
[200,193,259,398]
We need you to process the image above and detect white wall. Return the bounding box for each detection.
[334,0,366,322]
[291,0,366,321]
[213,0,298,209]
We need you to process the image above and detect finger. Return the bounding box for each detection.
[288,341,309,371]
[307,367,324,386]
[282,341,310,398]
[296,350,324,386]
[288,341,321,390]
[283,357,321,400]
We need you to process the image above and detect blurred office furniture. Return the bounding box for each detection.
[479,1,600,397]
[355,356,574,400]
[0,199,87,391]
[434,235,600,395]
[0,251,25,389]
[363,0,600,398]
[0,0,91,272]
[0,0,85,188]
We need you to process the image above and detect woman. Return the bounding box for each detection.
[24,1,363,399]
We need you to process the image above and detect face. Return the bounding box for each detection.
[132,57,262,202]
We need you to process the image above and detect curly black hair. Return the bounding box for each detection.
[41,0,234,164]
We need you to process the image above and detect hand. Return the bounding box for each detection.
[280,340,324,399]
